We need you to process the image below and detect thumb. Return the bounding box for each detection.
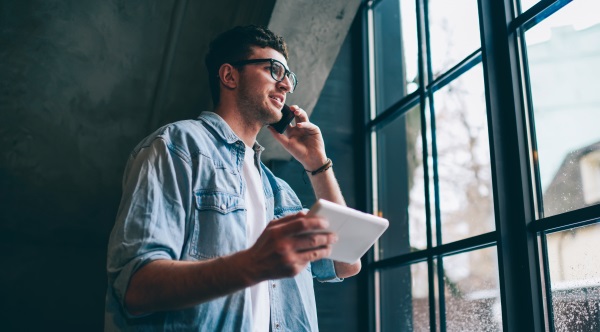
[268,125,289,145]
[268,211,306,227]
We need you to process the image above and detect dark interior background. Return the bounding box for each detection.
[0,1,365,330]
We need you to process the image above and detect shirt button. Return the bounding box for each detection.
[272,283,276,288]
[275,323,281,329]
[220,204,226,210]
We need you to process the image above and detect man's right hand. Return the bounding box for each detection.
[242,211,338,282]
[125,211,337,314]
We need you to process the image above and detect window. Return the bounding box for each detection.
[362,0,600,331]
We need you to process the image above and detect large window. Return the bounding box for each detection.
[362,0,600,331]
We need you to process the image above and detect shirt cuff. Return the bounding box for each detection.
[311,259,343,283]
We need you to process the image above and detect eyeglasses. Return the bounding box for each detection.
[231,58,298,93]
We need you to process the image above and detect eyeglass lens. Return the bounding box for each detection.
[271,61,297,91]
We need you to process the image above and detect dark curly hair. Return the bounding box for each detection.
[204,25,289,106]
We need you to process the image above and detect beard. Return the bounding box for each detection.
[236,79,281,126]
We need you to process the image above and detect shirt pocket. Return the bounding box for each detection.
[189,190,246,259]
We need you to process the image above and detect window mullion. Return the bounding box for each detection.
[478,0,545,331]
[415,0,436,330]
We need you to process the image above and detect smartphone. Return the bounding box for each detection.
[269,104,295,134]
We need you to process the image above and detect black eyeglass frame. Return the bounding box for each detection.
[230,58,298,93]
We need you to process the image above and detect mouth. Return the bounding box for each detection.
[269,94,285,107]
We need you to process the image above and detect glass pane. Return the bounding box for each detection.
[519,0,539,13]
[432,64,495,244]
[546,223,600,331]
[375,105,427,260]
[442,247,502,331]
[428,0,481,78]
[524,0,600,217]
[373,0,419,114]
[380,262,430,331]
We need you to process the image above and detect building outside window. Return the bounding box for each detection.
[362,0,600,331]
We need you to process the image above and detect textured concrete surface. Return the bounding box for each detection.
[1,0,173,237]
[0,1,275,329]
[259,0,362,160]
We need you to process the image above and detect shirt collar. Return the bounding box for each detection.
[197,111,266,153]
[197,111,242,144]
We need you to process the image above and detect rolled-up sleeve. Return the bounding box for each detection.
[106,137,191,312]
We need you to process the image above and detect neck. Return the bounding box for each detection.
[213,101,262,147]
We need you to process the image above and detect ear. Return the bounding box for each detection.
[218,63,238,90]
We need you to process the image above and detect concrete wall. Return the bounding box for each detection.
[259,0,362,160]
[0,1,275,329]
[0,0,365,330]
[1,2,175,329]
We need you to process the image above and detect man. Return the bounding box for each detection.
[104,25,360,331]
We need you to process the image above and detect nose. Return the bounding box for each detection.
[277,76,292,93]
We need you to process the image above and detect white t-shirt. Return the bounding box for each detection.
[242,145,270,332]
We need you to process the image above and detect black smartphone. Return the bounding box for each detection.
[269,104,295,134]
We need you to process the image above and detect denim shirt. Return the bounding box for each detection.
[104,111,341,332]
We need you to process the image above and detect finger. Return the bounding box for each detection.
[297,246,333,262]
[294,122,321,134]
[267,125,290,144]
[272,216,330,237]
[293,233,338,251]
[290,105,309,123]
[268,211,306,226]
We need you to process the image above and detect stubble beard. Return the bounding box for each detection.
[237,81,281,127]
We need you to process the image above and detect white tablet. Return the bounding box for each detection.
[306,199,389,264]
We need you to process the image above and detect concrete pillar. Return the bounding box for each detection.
[258,0,362,160]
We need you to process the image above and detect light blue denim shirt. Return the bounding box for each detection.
[104,111,341,331]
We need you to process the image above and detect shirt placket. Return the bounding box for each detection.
[269,279,284,331]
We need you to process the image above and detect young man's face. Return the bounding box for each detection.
[236,46,293,125]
